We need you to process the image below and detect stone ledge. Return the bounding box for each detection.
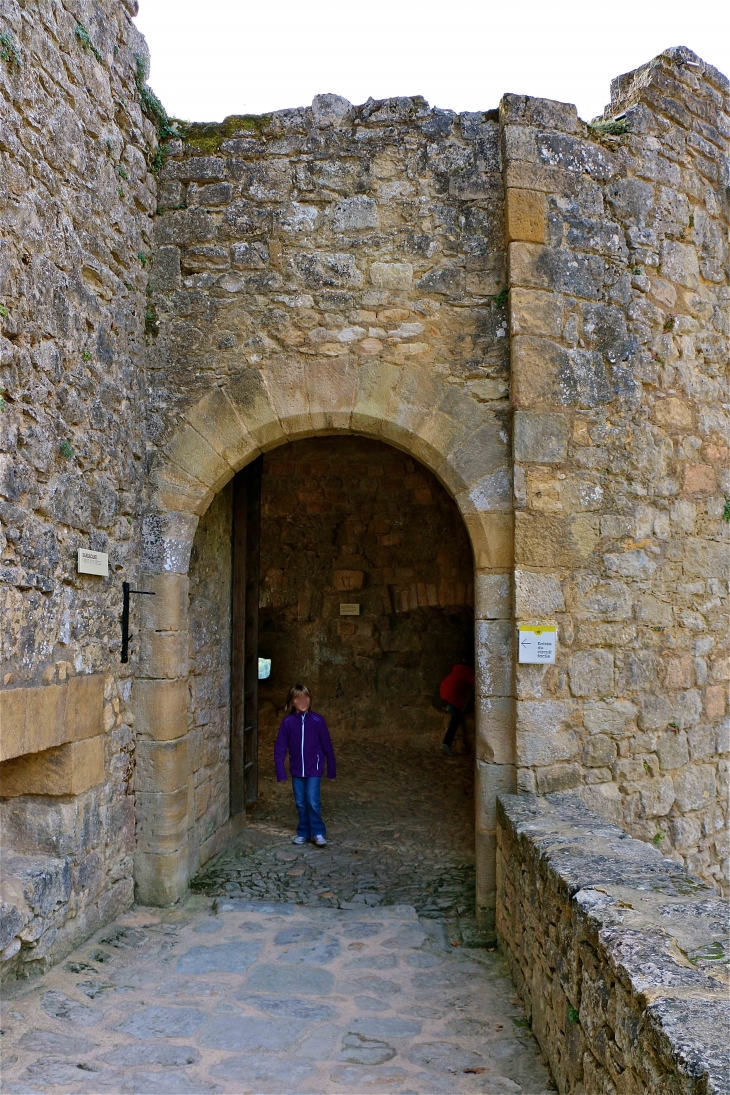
[496,793,730,1095]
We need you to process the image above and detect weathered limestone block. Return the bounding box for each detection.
[135,789,189,854]
[137,631,189,680]
[497,794,730,1095]
[133,846,189,907]
[0,684,75,763]
[134,737,190,795]
[0,738,105,798]
[138,574,189,632]
[505,188,546,244]
[132,678,188,741]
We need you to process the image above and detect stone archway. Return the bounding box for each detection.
[132,357,514,931]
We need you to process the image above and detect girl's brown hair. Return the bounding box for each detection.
[285,684,311,716]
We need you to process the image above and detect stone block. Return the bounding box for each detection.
[475,830,498,930]
[639,775,675,817]
[333,570,364,592]
[515,570,565,616]
[583,735,617,767]
[660,240,699,289]
[134,846,189,907]
[505,188,546,243]
[503,161,581,195]
[135,788,189,854]
[474,572,511,620]
[569,651,615,698]
[476,696,516,765]
[672,765,716,813]
[165,423,233,493]
[514,411,568,463]
[64,675,104,743]
[516,700,577,766]
[516,513,598,567]
[138,573,189,632]
[138,630,189,680]
[135,737,189,794]
[704,685,726,722]
[462,512,513,570]
[509,243,603,301]
[224,371,281,452]
[23,684,66,758]
[476,620,513,696]
[184,387,254,471]
[476,761,516,831]
[132,679,189,741]
[369,262,413,289]
[511,335,569,408]
[509,289,564,339]
[656,729,689,770]
[535,763,582,794]
[151,459,215,518]
[0,738,104,798]
[0,687,28,762]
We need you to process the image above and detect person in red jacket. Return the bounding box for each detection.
[440,660,475,755]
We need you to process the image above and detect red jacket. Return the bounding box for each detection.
[440,664,475,711]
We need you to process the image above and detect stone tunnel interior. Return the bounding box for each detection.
[187,435,477,915]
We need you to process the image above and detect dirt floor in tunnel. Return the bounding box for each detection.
[193,729,477,931]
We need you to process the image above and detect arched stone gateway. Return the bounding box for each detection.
[133,358,515,928]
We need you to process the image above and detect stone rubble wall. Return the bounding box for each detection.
[506,48,730,894]
[0,0,154,977]
[497,793,730,1095]
[140,88,514,914]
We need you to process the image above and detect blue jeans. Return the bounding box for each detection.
[292,776,325,839]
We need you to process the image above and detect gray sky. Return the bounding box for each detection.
[134,0,729,124]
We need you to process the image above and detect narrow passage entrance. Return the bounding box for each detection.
[196,436,477,926]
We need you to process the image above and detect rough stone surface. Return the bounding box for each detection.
[497,793,730,1095]
[2,894,555,1094]
[0,22,727,1086]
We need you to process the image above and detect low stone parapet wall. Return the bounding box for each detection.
[496,793,730,1095]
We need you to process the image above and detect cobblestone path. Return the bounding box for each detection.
[193,736,478,931]
[2,737,556,1094]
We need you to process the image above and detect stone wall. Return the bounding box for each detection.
[506,48,730,894]
[496,793,730,1095]
[257,436,474,742]
[0,0,156,976]
[187,482,232,872]
[1,2,728,979]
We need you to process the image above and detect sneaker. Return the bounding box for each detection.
[292,835,308,845]
[312,834,327,846]
[441,743,453,756]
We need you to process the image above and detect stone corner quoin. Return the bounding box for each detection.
[0,0,728,998]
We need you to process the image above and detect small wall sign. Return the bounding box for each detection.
[339,603,361,616]
[518,624,557,664]
[77,549,108,576]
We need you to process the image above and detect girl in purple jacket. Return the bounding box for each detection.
[274,684,336,846]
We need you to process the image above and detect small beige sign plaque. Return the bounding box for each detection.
[77,549,109,576]
[339,603,361,616]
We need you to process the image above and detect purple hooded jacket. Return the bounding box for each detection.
[274,709,336,782]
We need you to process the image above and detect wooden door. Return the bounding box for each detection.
[230,456,262,814]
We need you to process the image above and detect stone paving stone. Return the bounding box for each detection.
[197,1014,309,1051]
[2,737,556,1094]
[244,993,337,1020]
[39,990,104,1026]
[117,1006,208,1039]
[210,1055,317,1092]
[244,961,334,994]
[175,942,262,973]
[100,1043,201,1066]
